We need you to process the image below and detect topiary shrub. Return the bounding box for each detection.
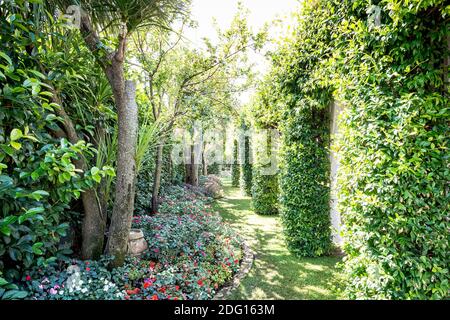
[251,131,279,215]
[239,134,253,196]
[273,1,333,257]
[231,140,240,187]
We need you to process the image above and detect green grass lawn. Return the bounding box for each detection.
[213,176,341,300]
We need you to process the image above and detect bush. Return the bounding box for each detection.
[251,132,279,215]
[240,135,253,196]
[231,140,240,187]
[0,6,110,280]
[272,1,333,257]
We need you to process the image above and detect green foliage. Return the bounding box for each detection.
[251,132,279,215]
[239,134,253,197]
[0,271,28,300]
[329,0,450,299]
[0,1,110,280]
[231,140,240,187]
[266,1,334,257]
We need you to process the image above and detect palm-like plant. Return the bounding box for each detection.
[49,0,191,266]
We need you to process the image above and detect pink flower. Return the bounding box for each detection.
[49,288,57,295]
[25,275,32,281]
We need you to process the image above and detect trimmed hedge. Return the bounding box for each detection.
[274,2,334,257]
[240,134,253,197]
[251,132,279,215]
[231,140,240,187]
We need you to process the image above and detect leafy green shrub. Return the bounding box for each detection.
[0,271,28,300]
[240,135,253,196]
[0,4,109,280]
[272,2,333,257]
[231,140,240,187]
[331,0,450,299]
[251,132,279,215]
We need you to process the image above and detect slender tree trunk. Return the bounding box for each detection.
[151,142,164,214]
[202,144,208,176]
[105,77,138,267]
[51,91,106,260]
[190,144,199,186]
[184,144,192,184]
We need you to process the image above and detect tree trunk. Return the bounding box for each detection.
[151,142,164,214]
[184,143,191,184]
[202,144,208,176]
[189,144,199,186]
[106,78,138,267]
[51,91,106,260]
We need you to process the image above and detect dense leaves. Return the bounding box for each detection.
[231,140,240,187]
[331,0,450,299]
[272,1,334,257]
[251,131,278,215]
[0,1,109,280]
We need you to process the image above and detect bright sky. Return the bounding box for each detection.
[183,0,300,104]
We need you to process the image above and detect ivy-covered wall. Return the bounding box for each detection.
[261,0,449,298]
[331,0,450,299]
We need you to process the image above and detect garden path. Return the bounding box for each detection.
[213,176,341,300]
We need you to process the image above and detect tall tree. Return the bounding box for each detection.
[52,0,190,266]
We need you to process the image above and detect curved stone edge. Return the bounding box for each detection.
[212,241,254,300]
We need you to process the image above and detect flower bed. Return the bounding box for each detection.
[20,185,244,300]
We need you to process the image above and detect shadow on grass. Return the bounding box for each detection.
[213,177,341,300]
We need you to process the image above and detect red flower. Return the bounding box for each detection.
[234,259,239,264]
[86,267,91,271]
[151,294,159,300]
[197,280,203,286]
[124,295,130,300]
[149,261,156,269]
[143,281,152,289]
[126,288,140,295]
[85,261,89,265]
[25,275,31,281]
[175,285,180,291]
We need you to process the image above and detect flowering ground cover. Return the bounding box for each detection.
[16,184,244,300]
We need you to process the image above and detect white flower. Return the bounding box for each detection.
[59,290,64,295]
[81,288,88,293]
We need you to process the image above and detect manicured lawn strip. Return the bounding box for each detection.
[213,176,341,300]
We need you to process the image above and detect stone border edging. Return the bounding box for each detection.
[212,241,254,300]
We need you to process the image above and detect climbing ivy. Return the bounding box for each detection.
[251,131,279,215]
[273,1,334,257]
[330,0,450,299]
[262,0,449,297]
